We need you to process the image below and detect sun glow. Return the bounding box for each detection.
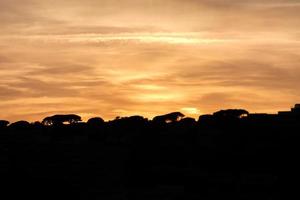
[1,0,299,122]
[134,93,184,102]
[181,107,200,115]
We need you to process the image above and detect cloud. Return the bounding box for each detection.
[1,0,300,35]
[0,0,300,121]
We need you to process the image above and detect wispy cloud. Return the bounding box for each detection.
[0,0,299,121]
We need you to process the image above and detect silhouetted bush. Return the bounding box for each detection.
[0,120,9,128]
[180,117,196,124]
[9,120,30,129]
[152,112,185,123]
[87,117,105,127]
[42,114,82,126]
[198,114,214,124]
[213,109,249,118]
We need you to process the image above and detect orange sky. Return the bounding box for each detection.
[1,0,300,122]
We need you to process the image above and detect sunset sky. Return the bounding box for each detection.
[1,0,300,122]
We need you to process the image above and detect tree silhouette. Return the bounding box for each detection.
[0,120,9,128]
[110,115,148,128]
[213,109,249,119]
[152,112,185,123]
[87,117,105,126]
[42,114,82,126]
[198,114,213,122]
[180,117,196,125]
[9,120,30,129]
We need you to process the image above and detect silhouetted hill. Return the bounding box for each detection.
[1,105,300,199]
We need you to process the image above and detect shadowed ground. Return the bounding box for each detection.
[1,107,299,199]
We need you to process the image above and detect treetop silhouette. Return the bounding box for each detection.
[152,112,185,123]
[213,109,249,119]
[0,120,9,128]
[42,114,82,126]
[9,120,30,129]
[2,104,300,127]
[87,117,105,126]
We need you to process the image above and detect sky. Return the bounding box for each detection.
[1,0,300,122]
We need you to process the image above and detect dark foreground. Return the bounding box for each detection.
[0,114,298,199]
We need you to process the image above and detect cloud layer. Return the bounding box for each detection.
[0,0,299,121]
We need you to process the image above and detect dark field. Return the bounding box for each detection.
[1,111,298,199]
